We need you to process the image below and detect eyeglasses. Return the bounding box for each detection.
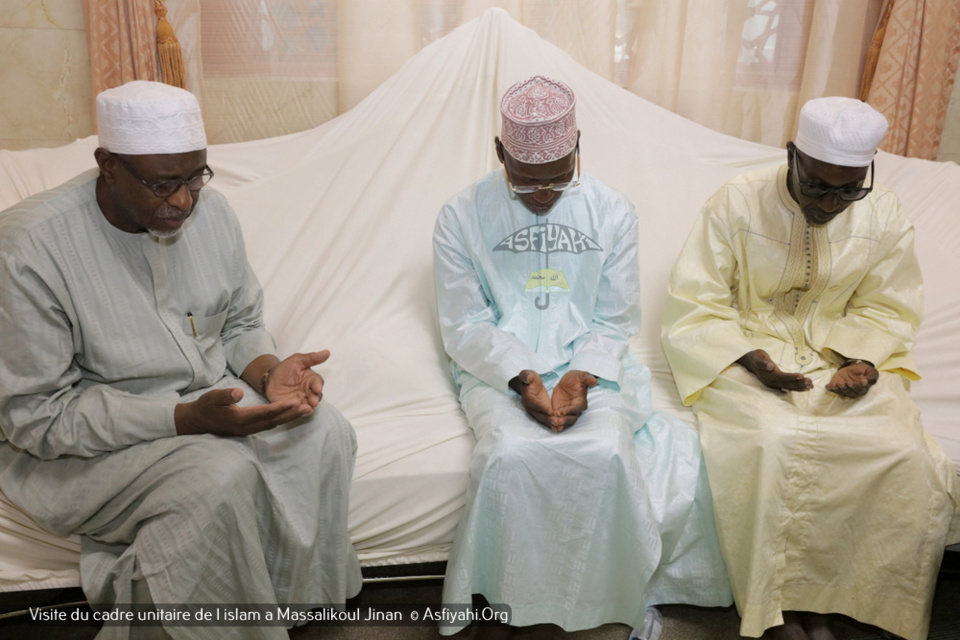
[505,151,581,194]
[793,154,873,202]
[113,154,214,199]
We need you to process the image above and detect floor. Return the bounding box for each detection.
[2,571,958,639]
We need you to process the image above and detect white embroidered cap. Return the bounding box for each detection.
[500,76,578,164]
[794,97,887,167]
[97,81,207,155]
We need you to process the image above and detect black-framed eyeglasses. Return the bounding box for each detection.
[113,154,214,199]
[505,149,581,194]
[793,154,873,202]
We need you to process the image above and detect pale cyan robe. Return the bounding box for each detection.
[433,170,732,634]
[661,164,960,640]
[0,171,362,639]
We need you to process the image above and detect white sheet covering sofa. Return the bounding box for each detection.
[2,9,959,596]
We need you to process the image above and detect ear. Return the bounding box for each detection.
[94,148,119,183]
[494,137,505,164]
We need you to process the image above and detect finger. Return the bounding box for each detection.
[780,379,810,392]
[524,404,553,424]
[254,406,310,433]
[236,400,302,428]
[302,380,323,407]
[522,385,551,409]
[557,412,580,428]
[829,385,861,398]
[296,400,319,415]
[303,390,322,409]
[753,351,776,371]
[780,372,812,386]
[580,373,599,387]
[520,369,542,386]
[307,373,325,395]
[524,398,552,418]
[298,350,331,368]
[827,378,850,391]
[209,387,244,406]
[553,399,586,416]
[847,381,870,397]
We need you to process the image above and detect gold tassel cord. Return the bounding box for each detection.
[155,0,186,88]
[859,0,895,102]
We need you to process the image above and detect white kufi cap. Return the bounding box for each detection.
[97,81,206,155]
[794,97,887,167]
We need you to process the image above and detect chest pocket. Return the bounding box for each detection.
[182,309,228,358]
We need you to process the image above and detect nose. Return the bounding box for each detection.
[817,192,842,212]
[167,183,192,209]
[532,188,554,204]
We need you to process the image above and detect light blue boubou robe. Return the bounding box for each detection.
[433,170,732,634]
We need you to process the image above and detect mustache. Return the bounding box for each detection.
[155,204,192,219]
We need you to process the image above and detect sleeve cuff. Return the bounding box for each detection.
[823,326,905,372]
[569,352,623,387]
[225,330,278,378]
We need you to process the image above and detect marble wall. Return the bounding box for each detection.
[0,2,93,150]
[1,2,959,163]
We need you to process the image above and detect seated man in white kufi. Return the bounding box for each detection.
[0,80,362,639]
[433,75,732,639]
[662,96,960,640]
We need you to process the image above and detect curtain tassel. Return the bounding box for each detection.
[155,0,186,88]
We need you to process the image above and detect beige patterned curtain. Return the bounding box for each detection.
[82,0,159,100]
[861,0,960,159]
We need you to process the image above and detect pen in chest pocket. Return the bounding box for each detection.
[187,312,197,337]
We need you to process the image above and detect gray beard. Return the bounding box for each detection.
[147,226,183,239]
[148,205,190,238]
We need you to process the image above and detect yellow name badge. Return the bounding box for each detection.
[526,268,569,291]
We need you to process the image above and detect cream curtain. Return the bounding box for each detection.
[622,0,883,147]
[861,0,960,160]
[162,0,883,148]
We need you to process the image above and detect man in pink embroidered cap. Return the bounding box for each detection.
[432,76,732,639]
[497,75,580,215]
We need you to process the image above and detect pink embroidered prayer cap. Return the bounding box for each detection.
[500,76,578,164]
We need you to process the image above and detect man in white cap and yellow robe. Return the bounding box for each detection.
[433,75,732,639]
[0,81,361,639]
[662,96,960,640]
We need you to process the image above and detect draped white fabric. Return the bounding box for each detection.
[164,0,882,147]
[0,8,957,594]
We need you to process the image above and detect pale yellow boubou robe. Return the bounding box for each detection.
[661,164,960,640]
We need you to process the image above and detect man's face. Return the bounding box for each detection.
[496,137,578,216]
[95,148,209,237]
[787,142,871,226]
